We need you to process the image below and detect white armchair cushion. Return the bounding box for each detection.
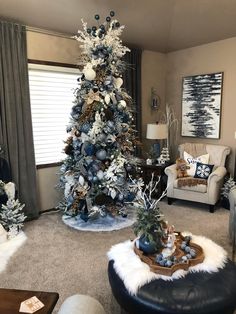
[173,180,207,193]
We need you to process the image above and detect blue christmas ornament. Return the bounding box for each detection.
[91,161,100,172]
[190,249,196,257]
[97,133,106,142]
[107,84,113,91]
[185,246,191,253]
[88,175,93,182]
[159,260,165,266]
[166,260,173,267]
[116,176,125,185]
[155,253,163,263]
[126,192,136,202]
[95,14,100,20]
[104,76,113,85]
[184,236,191,243]
[84,142,95,156]
[80,122,91,133]
[96,149,107,160]
[106,16,111,22]
[92,26,97,31]
[92,176,98,183]
[110,11,115,17]
[118,194,124,201]
[115,22,120,28]
[87,28,91,34]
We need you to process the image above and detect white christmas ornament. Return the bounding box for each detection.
[83,63,96,80]
[114,77,123,89]
[110,188,117,199]
[79,175,85,186]
[119,100,126,108]
[105,94,111,105]
[97,170,104,180]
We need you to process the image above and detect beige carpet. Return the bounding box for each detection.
[0,199,232,314]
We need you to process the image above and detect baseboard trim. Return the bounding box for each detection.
[40,208,60,215]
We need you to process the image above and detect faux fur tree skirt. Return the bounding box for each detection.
[0,232,27,273]
[107,232,227,295]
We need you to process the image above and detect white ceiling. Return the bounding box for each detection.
[1,0,236,52]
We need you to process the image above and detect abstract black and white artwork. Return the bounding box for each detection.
[181,72,223,138]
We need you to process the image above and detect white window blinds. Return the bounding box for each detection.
[28,63,80,166]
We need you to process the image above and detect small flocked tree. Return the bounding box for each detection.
[0,199,26,233]
[59,12,139,222]
[221,176,236,199]
[0,180,26,235]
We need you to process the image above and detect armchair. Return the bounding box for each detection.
[165,143,230,213]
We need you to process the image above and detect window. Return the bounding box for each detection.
[28,62,80,166]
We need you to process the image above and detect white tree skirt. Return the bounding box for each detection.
[62,208,136,232]
[0,232,27,273]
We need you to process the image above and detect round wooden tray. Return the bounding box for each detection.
[134,232,204,276]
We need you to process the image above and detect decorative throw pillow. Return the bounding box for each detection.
[183,151,210,177]
[194,162,214,180]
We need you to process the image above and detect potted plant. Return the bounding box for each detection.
[131,174,167,254]
[221,176,236,209]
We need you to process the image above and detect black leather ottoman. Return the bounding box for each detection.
[108,260,236,314]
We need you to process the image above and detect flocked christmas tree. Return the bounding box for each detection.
[0,180,26,236]
[59,12,139,222]
[221,176,236,199]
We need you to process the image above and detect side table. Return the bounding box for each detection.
[139,163,169,198]
[0,288,59,314]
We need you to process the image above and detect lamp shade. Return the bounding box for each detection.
[146,123,168,140]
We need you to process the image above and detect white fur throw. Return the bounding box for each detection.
[107,232,227,295]
[0,232,27,273]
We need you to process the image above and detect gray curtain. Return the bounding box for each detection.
[123,48,142,156]
[0,21,39,219]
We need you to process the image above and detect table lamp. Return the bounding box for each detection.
[146,123,168,158]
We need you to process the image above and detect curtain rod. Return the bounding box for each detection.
[26,25,76,40]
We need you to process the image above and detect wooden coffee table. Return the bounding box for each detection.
[0,288,59,314]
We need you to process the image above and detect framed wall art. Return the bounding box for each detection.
[181,72,223,139]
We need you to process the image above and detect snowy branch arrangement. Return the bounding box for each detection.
[129,174,167,243]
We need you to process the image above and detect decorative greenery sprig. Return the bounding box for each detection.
[130,174,167,243]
